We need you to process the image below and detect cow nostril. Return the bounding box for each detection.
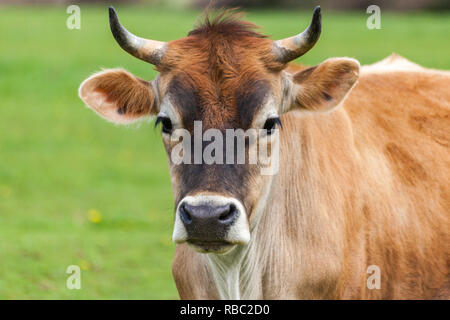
[179,203,192,224]
[219,204,237,223]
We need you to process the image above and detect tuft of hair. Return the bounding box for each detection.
[188,8,266,39]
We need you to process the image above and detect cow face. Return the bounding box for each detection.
[79,7,359,254]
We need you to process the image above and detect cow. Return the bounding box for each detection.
[79,6,449,299]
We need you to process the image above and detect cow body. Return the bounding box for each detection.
[172,55,450,299]
[79,8,449,300]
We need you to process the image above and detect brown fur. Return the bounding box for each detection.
[154,11,284,130]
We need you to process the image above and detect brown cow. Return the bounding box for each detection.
[79,7,449,299]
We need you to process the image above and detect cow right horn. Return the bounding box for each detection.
[109,6,167,65]
[273,6,322,63]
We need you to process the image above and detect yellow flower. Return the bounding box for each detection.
[88,209,102,223]
[79,260,91,271]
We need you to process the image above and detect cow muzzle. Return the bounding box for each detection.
[172,195,250,254]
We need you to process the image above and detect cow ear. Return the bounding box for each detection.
[79,69,158,124]
[286,58,359,113]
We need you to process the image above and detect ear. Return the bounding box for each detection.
[286,58,360,113]
[79,69,158,124]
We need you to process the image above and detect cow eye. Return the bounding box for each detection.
[263,117,282,135]
[155,116,173,134]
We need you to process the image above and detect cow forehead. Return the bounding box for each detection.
[161,71,273,130]
[153,22,285,130]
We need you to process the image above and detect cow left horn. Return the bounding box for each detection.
[109,6,167,65]
[273,6,322,63]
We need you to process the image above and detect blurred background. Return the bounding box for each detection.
[1,0,449,10]
[0,0,449,299]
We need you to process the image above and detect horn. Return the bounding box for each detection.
[273,6,322,63]
[109,6,167,65]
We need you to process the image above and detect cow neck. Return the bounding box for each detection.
[206,172,278,299]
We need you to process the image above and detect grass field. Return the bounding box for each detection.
[0,5,449,299]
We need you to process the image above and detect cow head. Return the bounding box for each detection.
[79,7,359,254]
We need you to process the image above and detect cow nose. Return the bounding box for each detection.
[179,202,238,240]
[180,203,237,225]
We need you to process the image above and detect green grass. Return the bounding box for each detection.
[0,5,449,299]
